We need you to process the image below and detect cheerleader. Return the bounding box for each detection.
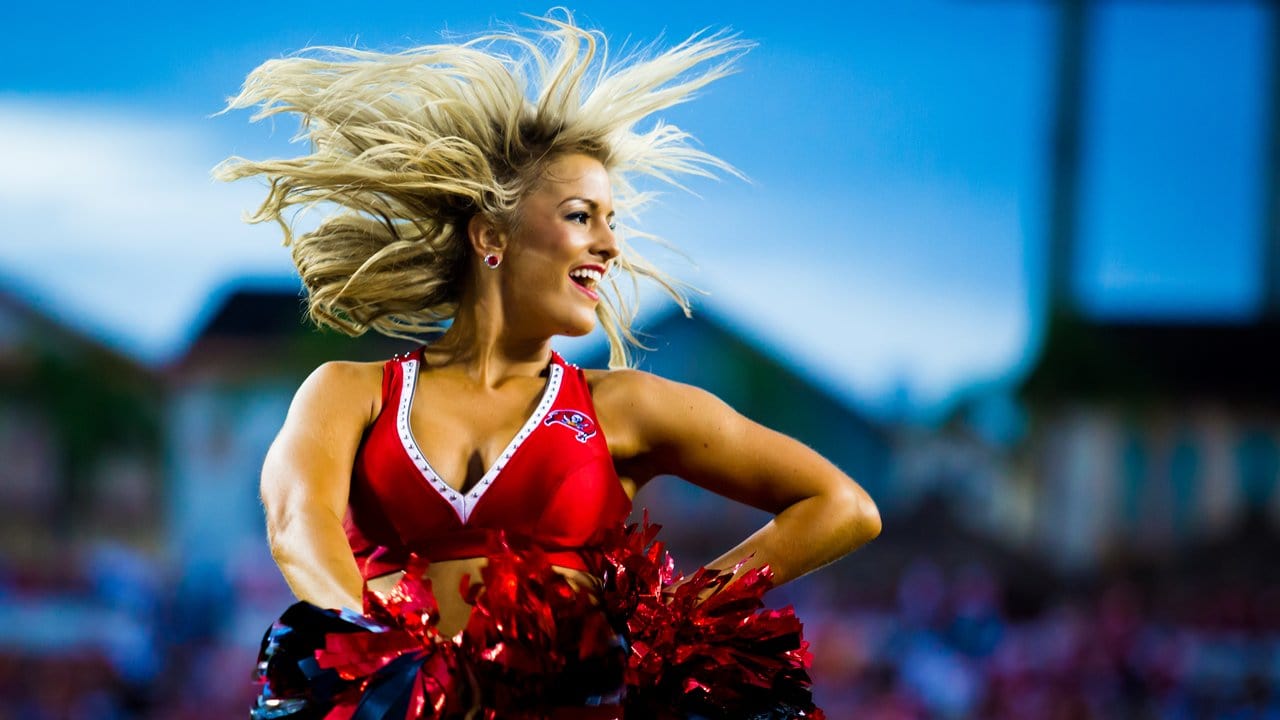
[217,12,880,718]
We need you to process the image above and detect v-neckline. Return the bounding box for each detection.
[395,349,565,524]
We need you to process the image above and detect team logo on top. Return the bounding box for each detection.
[543,409,597,443]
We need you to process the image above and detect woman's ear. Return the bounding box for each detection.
[467,213,507,260]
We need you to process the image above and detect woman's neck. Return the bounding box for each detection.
[426,295,552,388]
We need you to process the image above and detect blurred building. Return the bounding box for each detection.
[0,283,167,709]
[0,283,163,576]
[893,0,1280,572]
[1016,312,1280,569]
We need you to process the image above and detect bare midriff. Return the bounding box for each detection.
[367,558,602,637]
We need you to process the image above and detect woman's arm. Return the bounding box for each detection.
[261,360,381,610]
[601,370,880,587]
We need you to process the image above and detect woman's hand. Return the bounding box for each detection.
[261,361,382,611]
[597,370,881,587]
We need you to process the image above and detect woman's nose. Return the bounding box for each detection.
[595,223,620,262]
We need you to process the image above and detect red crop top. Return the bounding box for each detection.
[344,348,632,579]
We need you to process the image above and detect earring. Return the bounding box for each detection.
[484,253,501,269]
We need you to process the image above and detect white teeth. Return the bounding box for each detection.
[569,267,603,285]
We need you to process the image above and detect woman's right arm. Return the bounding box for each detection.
[261,360,382,611]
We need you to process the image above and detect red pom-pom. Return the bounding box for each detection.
[254,517,823,719]
[460,542,626,715]
[315,559,473,719]
[594,514,823,719]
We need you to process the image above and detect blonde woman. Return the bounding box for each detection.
[219,12,879,719]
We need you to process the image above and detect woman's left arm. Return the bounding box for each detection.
[602,370,881,587]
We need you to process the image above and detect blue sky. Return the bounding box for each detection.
[0,2,1269,418]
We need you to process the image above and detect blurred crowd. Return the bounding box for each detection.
[2,531,1279,720]
[808,560,1280,720]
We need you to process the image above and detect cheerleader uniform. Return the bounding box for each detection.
[345,348,631,581]
[251,348,823,720]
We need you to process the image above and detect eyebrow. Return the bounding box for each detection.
[558,196,616,215]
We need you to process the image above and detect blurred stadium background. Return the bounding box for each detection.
[2,2,1278,718]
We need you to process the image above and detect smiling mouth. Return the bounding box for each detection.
[568,266,603,298]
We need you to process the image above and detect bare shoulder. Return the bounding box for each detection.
[581,368,716,449]
[581,368,674,479]
[584,367,715,414]
[297,358,387,428]
[583,367,670,409]
[307,358,384,389]
[582,367,742,492]
[263,358,388,523]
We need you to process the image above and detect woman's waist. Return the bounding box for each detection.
[367,555,606,637]
[369,556,603,597]
[357,526,605,580]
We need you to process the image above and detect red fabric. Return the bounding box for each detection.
[345,349,631,579]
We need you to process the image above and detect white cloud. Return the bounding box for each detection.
[0,99,294,361]
[641,181,1032,417]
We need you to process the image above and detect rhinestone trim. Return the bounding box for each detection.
[397,357,564,523]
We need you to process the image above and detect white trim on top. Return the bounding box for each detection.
[397,358,564,524]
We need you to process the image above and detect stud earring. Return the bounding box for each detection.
[484,253,501,269]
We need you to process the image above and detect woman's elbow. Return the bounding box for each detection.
[837,485,881,547]
[859,495,882,544]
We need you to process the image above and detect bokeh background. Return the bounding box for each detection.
[2,1,1278,718]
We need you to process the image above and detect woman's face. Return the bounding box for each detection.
[500,153,618,338]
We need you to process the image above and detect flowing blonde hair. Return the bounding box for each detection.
[213,11,748,367]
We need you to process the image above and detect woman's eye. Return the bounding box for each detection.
[565,211,616,231]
